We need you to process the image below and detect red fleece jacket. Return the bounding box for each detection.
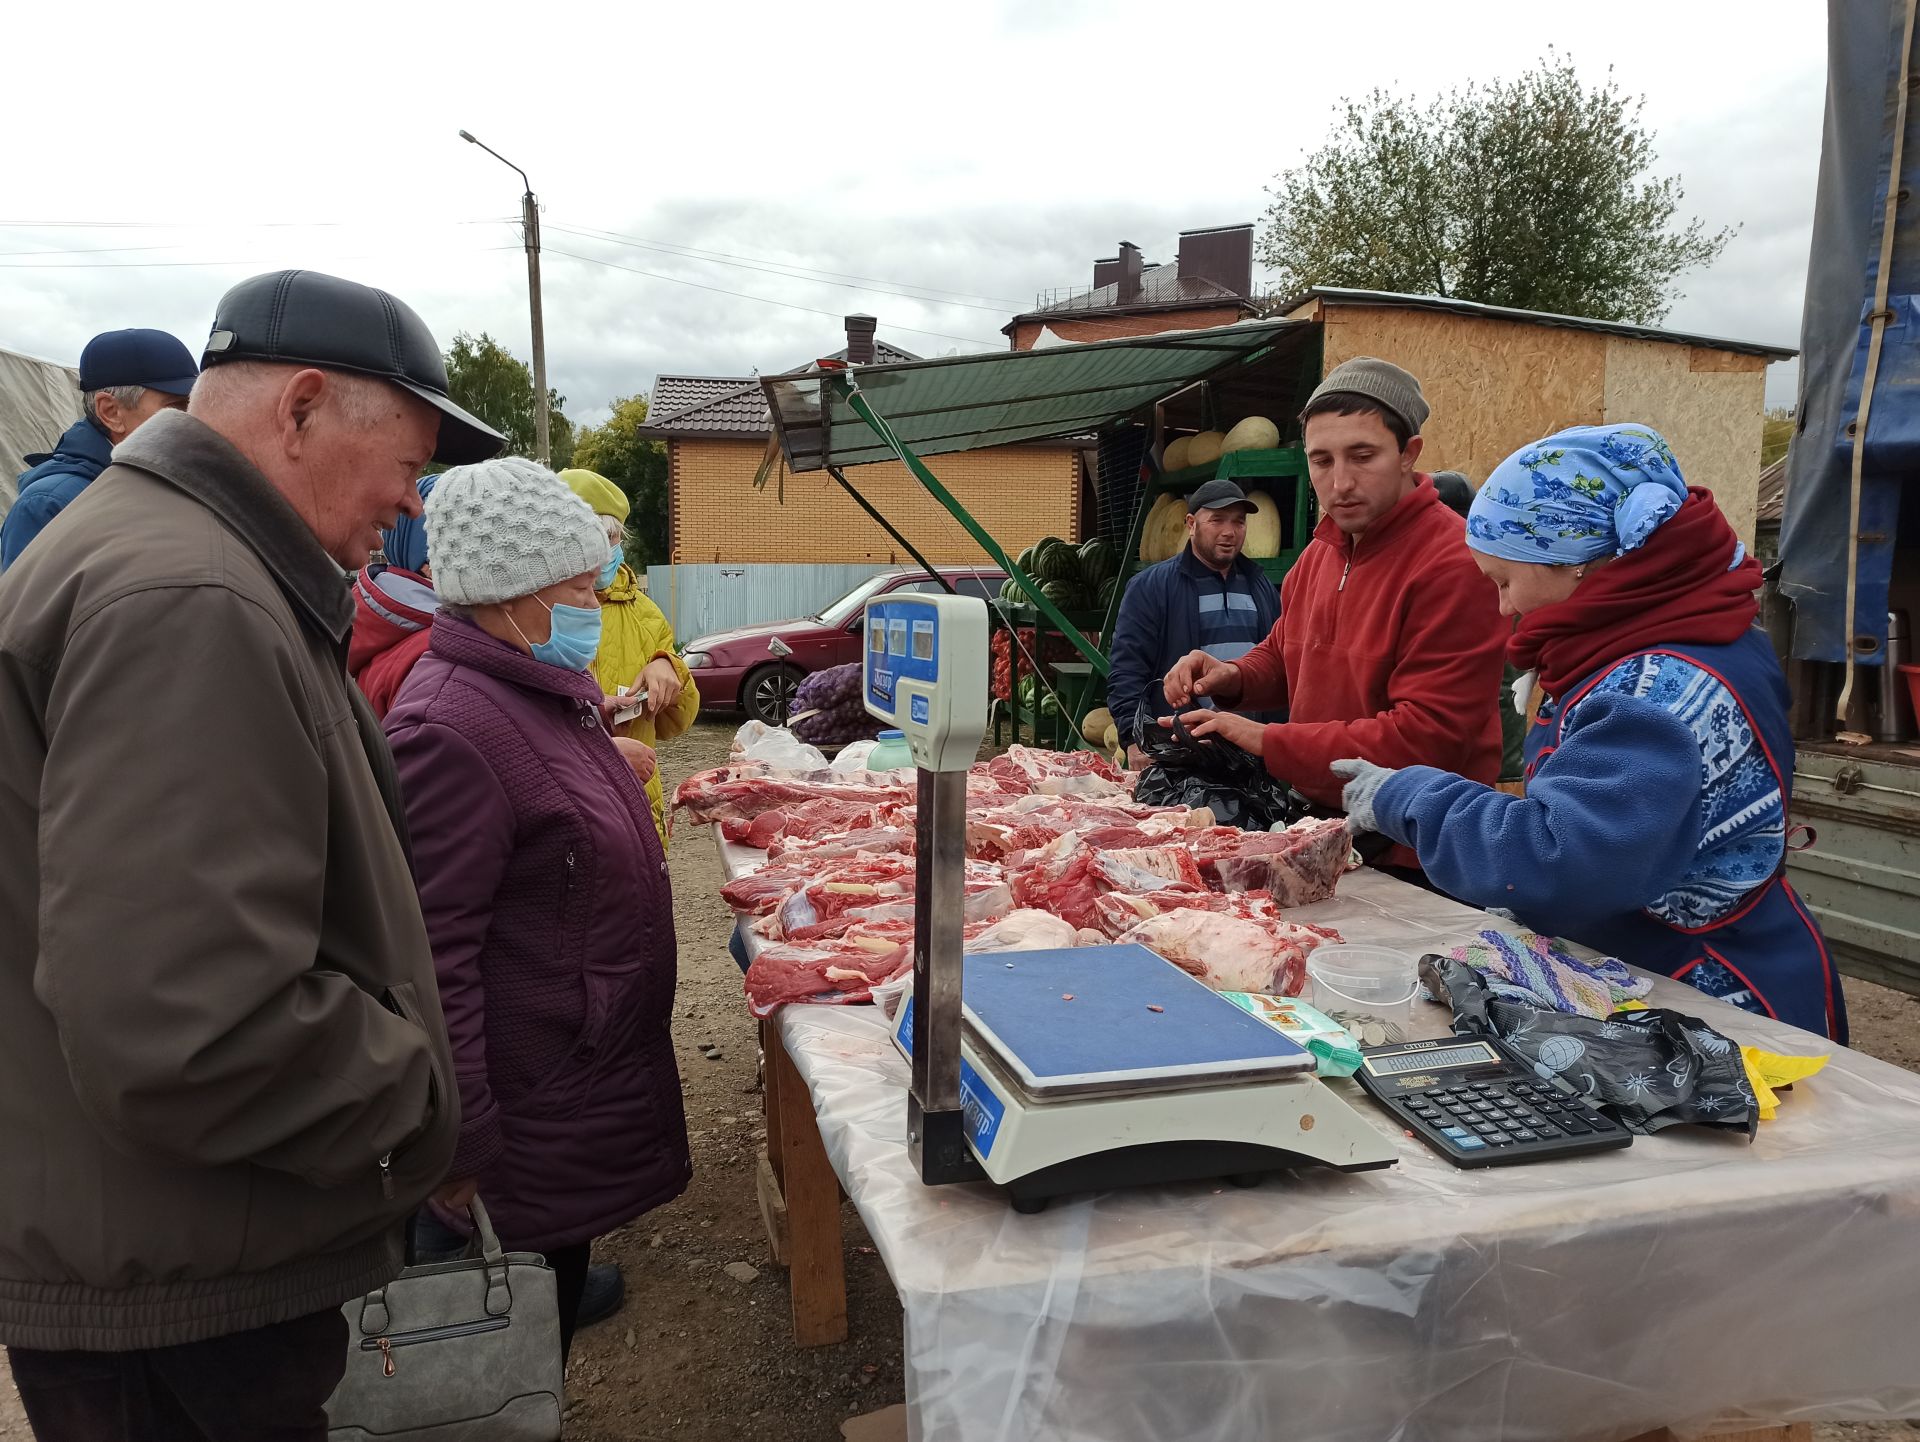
[1233,477,1505,847]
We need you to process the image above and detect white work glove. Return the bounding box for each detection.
[1329,757,1396,835]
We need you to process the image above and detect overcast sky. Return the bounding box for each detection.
[6,0,1825,430]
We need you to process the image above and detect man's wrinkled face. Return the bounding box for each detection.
[97,387,187,444]
[1187,504,1250,570]
[300,382,439,569]
[1304,409,1422,536]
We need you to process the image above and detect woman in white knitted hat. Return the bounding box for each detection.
[383,456,691,1363]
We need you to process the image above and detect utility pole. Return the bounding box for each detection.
[459,129,549,465]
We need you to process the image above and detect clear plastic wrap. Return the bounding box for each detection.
[723,843,1920,1440]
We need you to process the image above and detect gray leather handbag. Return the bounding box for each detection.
[326,1199,562,1440]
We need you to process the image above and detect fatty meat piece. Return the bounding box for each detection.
[718,852,915,916]
[766,824,915,863]
[964,908,1081,953]
[1115,909,1342,996]
[983,745,1131,796]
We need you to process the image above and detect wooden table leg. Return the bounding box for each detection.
[768,1023,848,1346]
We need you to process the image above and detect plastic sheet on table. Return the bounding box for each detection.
[749,865,1920,1442]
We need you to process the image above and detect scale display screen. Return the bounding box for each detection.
[864,600,940,714]
[1361,1041,1500,1076]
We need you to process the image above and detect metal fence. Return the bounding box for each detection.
[644,563,887,643]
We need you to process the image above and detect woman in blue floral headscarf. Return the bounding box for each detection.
[1332,423,1846,1041]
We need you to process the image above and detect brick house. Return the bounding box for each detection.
[1002,224,1260,351]
[640,317,1087,564]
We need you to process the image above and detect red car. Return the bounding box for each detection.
[684,567,1007,725]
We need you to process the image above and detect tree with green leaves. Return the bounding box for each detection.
[442,332,574,469]
[572,395,669,569]
[1260,55,1735,325]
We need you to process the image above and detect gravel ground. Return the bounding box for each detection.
[1,715,1915,1440]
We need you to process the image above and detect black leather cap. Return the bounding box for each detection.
[201,270,506,465]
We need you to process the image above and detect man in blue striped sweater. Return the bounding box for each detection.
[1108,478,1283,767]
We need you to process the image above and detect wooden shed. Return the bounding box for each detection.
[1281,289,1796,542]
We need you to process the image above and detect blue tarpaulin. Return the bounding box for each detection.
[1780,0,1920,663]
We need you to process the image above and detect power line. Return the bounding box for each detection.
[544,248,1002,349]
[547,219,1030,310]
[0,217,510,231]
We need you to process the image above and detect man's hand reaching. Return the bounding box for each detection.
[1162,708,1267,756]
[1162,650,1242,709]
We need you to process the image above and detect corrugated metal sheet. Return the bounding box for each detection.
[646,563,886,642]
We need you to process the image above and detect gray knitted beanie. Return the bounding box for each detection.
[425,455,610,606]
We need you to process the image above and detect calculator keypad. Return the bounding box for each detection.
[1401,1078,1621,1163]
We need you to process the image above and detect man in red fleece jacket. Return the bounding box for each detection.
[1163,357,1505,870]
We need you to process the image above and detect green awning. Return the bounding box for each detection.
[760,317,1311,472]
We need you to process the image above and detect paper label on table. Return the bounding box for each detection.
[959,1059,1004,1158]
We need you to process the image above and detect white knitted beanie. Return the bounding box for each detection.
[425,455,611,606]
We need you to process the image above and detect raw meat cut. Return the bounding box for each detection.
[674,765,910,825]
[744,938,909,1017]
[983,746,1131,796]
[1115,910,1342,996]
[720,796,885,849]
[719,853,915,916]
[766,824,915,863]
[1190,817,1354,906]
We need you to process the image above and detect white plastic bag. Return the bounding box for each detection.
[731,720,828,772]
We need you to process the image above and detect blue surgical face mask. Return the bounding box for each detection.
[596,550,621,590]
[508,595,603,672]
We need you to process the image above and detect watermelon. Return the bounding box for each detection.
[1031,538,1081,587]
[1038,579,1086,611]
[1078,536,1118,586]
[1014,544,1040,575]
[1097,574,1120,611]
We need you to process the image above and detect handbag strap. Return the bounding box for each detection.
[469,1197,515,1318]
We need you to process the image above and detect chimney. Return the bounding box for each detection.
[844,313,877,364]
[1117,242,1143,304]
[1092,255,1121,291]
[1175,224,1254,299]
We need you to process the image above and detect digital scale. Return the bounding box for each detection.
[862,593,1397,1210]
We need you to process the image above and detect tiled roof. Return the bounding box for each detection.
[1757,457,1787,526]
[645,340,920,436]
[1031,261,1244,316]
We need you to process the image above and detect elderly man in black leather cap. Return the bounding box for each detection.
[0,271,504,1440]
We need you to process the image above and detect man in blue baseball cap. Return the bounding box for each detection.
[1,328,199,569]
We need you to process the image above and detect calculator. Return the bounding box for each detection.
[1354,1035,1632,1168]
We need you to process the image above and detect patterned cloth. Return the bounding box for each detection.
[1557,651,1785,929]
[1446,928,1653,1018]
[1467,423,1695,564]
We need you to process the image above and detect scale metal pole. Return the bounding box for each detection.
[907,766,983,1184]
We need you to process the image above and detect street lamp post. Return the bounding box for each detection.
[459,129,549,466]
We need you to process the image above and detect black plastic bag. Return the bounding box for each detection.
[1420,956,1758,1137]
[1131,704,1393,859]
[1131,703,1306,831]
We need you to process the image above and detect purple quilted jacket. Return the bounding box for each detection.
[385,614,690,1251]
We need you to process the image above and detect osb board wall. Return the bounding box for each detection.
[670,438,1079,564]
[1601,337,1767,543]
[1312,305,1609,486]
[1298,302,1771,543]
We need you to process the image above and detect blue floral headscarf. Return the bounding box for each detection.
[1466,424,1690,565]
[379,473,439,574]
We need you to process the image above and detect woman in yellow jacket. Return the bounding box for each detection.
[562,469,699,849]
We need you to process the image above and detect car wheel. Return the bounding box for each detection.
[743,664,803,726]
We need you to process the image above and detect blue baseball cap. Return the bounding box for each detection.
[77,329,199,396]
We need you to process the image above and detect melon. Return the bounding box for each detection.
[1243,489,1283,558]
[1187,430,1227,467]
[1139,493,1187,563]
[1163,435,1193,472]
[1080,706,1115,746]
[1221,416,1280,454]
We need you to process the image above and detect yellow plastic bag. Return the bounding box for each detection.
[1740,1046,1831,1121]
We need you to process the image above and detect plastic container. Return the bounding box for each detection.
[1306,945,1420,1046]
[867,729,913,772]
